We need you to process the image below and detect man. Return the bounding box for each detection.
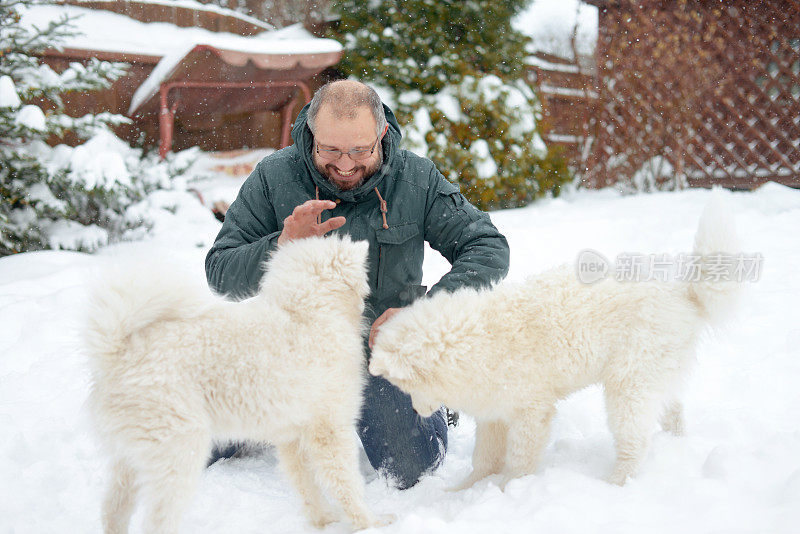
[205,80,509,489]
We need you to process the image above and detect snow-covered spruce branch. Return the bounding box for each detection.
[58,58,128,92]
[51,112,132,139]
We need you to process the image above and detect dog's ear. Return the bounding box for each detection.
[418,330,457,364]
[369,350,417,381]
[329,237,364,273]
[327,238,370,299]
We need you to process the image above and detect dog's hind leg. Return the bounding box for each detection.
[102,456,139,534]
[138,431,209,534]
[604,383,663,485]
[275,439,339,528]
[449,419,508,491]
[501,404,556,488]
[659,400,686,436]
[302,423,386,530]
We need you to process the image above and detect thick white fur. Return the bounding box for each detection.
[370,198,742,488]
[86,235,384,533]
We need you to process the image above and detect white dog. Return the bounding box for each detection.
[370,199,742,488]
[86,235,383,533]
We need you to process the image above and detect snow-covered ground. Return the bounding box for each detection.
[1,156,799,533]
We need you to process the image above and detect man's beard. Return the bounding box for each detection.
[315,151,383,191]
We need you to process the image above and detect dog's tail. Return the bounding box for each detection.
[686,192,744,323]
[84,263,209,362]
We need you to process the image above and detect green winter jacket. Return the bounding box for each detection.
[205,103,510,320]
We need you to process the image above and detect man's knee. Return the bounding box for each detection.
[358,377,448,489]
[360,425,445,489]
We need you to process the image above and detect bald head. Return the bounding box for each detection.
[307,80,388,137]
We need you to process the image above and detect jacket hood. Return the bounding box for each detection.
[291,102,403,203]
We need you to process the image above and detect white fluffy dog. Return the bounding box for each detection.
[86,235,383,533]
[370,199,742,488]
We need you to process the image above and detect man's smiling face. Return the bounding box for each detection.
[311,105,385,191]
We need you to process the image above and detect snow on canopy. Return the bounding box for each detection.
[15,3,344,115]
[16,3,342,59]
[93,0,277,31]
[128,23,342,117]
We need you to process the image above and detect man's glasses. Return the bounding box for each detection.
[315,134,381,162]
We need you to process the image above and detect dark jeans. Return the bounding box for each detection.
[358,373,448,489]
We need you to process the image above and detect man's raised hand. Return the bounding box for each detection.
[278,200,346,245]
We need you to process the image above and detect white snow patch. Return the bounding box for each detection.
[513,0,598,59]
[470,139,498,179]
[67,130,134,189]
[15,104,47,131]
[0,75,21,108]
[27,182,67,213]
[434,91,463,123]
[45,220,109,252]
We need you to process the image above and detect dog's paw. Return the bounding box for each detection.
[497,475,513,491]
[308,509,339,528]
[446,474,484,492]
[374,514,396,527]
[607,471,630,486]
[661,415,686,436]
[659,406,686,436]
[445,484,467,493]
[351,513,395,531]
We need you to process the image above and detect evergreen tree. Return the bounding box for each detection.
[335,0,530,94]
[0,0,185,255]
[330,0,571,210]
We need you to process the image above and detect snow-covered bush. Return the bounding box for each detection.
[624,156,688,194]
[12,131,197,252]
[330,0,572,210]
[0,0,188,255]
[399,76,570,210]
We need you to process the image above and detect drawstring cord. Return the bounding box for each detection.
[315,185,388,230]
[374,187,388,229]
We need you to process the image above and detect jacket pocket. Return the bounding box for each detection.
[375,222,422,306]
[375,221,419,245]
